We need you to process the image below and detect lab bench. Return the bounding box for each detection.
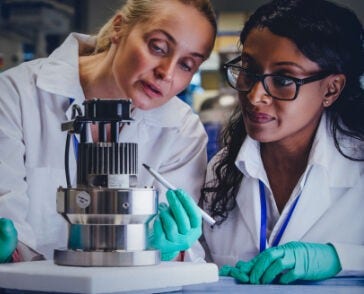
[0,260,363,294]
[182,276,364,293]
[1,277,364,294]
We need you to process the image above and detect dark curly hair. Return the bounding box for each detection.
[201,0,364,224]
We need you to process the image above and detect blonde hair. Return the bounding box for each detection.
[93,0,217,54]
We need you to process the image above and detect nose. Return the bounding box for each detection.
[246,80,271,105]
[154,58,176,82]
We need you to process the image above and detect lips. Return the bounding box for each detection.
[141,80,163,98]
[246,110,275,124]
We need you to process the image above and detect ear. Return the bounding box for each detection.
[111,14,123,44]
[323,74,346,107]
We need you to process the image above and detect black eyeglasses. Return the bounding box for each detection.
[223,56,332,101]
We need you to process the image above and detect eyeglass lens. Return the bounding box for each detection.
[227,67,297,100]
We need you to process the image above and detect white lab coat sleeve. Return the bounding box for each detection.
[331,242,364,276]
[158,110,208,203]
[183,241,206,263]
[183,151,225,263]
[0,72,37,249]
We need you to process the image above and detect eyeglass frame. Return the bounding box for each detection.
[223,56,333,101]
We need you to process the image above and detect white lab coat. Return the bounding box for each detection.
[0,33,208,259]
[203,114,364,275]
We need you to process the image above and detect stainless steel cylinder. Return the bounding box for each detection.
[54,186,160,267]
[54,249,160,267]
[67,224,147,251]
[55,100,159,267]
[56,187,157,225]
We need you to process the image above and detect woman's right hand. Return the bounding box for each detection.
[0,218,18,263]
[149,189,202,261]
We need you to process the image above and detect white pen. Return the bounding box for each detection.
[142,163,216,226]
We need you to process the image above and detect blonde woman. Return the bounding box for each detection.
[0,0,216,262]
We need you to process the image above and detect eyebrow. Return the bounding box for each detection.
[152,29,207,60]
[274,61,306,71]
[242,52,306,71]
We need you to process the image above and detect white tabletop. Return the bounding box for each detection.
[0,260,218,293]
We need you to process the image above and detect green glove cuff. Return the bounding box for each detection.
[161,251,179,261]
[325,243,342,274]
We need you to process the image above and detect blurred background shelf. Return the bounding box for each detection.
[0,0,362,159]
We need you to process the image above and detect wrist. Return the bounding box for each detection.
[176,251,185,261]
[11,248,22,262]
[326,243,342,272]
[161,251,179,261]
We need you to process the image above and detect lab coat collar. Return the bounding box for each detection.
[235,135,267,182]
[130,96,191,128]
[234,113,362,248]
[234,137,267,251]
[36,33,91,105]
[307,113,361,187]
[235,113,361,188]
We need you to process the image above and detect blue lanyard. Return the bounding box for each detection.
[72,136,79,159]
[259,180,301,252]
[69,98,79,159]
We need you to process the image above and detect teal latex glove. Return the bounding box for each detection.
[149,189,202,261]
[220,257,258,283]
[0,218,18,263]
[250,242,341,284]
[228,242,341,284]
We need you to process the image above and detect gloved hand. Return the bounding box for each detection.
[0,218,18,263]
[219,257,258,283]
[223,241,341,284]
[149,189,202,261]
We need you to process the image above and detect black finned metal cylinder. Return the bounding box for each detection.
[69,99,136,187]
[77,142,138,187]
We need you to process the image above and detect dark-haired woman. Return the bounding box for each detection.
[201,0,364,284]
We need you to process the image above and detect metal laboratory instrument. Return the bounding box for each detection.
[54,99,160,267]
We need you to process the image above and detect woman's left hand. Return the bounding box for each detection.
[221,241,342,284]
